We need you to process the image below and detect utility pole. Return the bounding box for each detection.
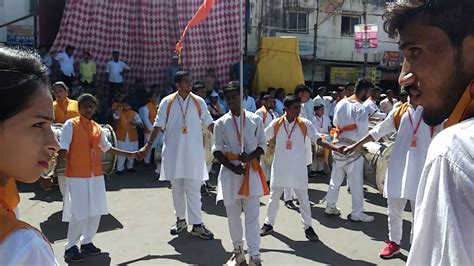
[362,0,368,77]
[311,0,319,88]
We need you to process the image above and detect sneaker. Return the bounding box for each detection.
[248,254,262,266]
[260,224,273,236]
[64,246,84,263]
[324,206,341,216]
[127,168,135,173]
[284,200,297,210]
[80,243,101,255]
[170,219,187,235]
[226,246,246,265]
[350,212,375,223]
[190,224,214,240]
[379,240,400,259]
[305,227,320,242]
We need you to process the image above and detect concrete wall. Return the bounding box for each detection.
[248,0,398,63]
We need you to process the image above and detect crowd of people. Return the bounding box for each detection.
[1,0,473,265]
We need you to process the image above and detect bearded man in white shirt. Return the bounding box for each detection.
[384,0,474,264]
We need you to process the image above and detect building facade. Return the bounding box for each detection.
[248,0,402,90]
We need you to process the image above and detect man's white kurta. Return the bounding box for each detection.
[333,98,369,167]
[407,118,474,266]
[60,120,111,222]
[154,93,214,181]
[363,98,386,119]
[213,111,267,206]
[380,98,398,114]
[265,117,320,190]
[369,105,443,200]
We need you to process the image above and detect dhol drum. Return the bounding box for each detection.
[362,140,394,193]
[47,123,117,176]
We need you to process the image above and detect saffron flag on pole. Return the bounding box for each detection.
[176,0,216,59]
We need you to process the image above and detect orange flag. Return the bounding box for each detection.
[175,0,216,59]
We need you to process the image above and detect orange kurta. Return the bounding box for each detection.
[65,116,103,178]
[53,98,80,124]
[115,110,139,142]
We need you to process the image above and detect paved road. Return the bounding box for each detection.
[18,163,412,265]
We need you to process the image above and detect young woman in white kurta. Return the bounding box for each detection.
[0,46,59,265]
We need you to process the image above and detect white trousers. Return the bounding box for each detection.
[116,140,138,171]
[265,187,312,229]
[65,216,101,250]
[170,179,203,225]
[283,188,296,202]
[58,175,66,196]
[388,197,415,244]
[225,196,261,256]
[327,157,364,216]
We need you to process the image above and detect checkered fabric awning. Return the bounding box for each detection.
[50,0,243,88]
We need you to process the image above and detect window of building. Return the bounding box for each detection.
[341,15,360,36]
[288,11,308,34]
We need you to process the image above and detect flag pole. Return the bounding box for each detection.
[239,0,244,153]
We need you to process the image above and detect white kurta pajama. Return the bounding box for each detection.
[213,111,267,256]
[327,98,369,217]
[60,120,110,250]
[264,117,321,229]
[408,118,474,266]
[154,93,213,225]
[369,105,443,244]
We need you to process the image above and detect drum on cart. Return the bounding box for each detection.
[47,123,117,176]
[362,141,394,193]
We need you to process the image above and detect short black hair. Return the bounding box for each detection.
[193,81,205,90]
[0,46,50,122]
[355,79,374,94]
[383,0,474,47]
[112,51,120,55]
[294,84,312,95]
[223,81,240,94]
[174,71,190,84]
[267,87,276,92]
[283,95,301,108]
[147,91,157,99]
[344,83,355,90]
[78,93,97,107]
[317,86,327,93]
[314,104,324,110]
[65,45,75,51]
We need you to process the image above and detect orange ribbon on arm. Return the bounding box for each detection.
[175,0,216,61]
[329,123,358,139]
[224,152,270,197]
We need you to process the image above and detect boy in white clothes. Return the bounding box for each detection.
[363,86,386,120]
[310,104,332,174]
[260,95,344,242]
[325,79,374,222]
[213,82,268,266]
[346,94,444,259]
[139,71,215,239]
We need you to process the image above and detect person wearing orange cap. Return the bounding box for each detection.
[0,46,59,265]
[384,0,474,264]
[213,81,267,266]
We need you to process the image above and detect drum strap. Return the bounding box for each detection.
[224,153,269,197]
[393,102,410,130]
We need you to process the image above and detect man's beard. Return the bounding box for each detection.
[422,56,470,126]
